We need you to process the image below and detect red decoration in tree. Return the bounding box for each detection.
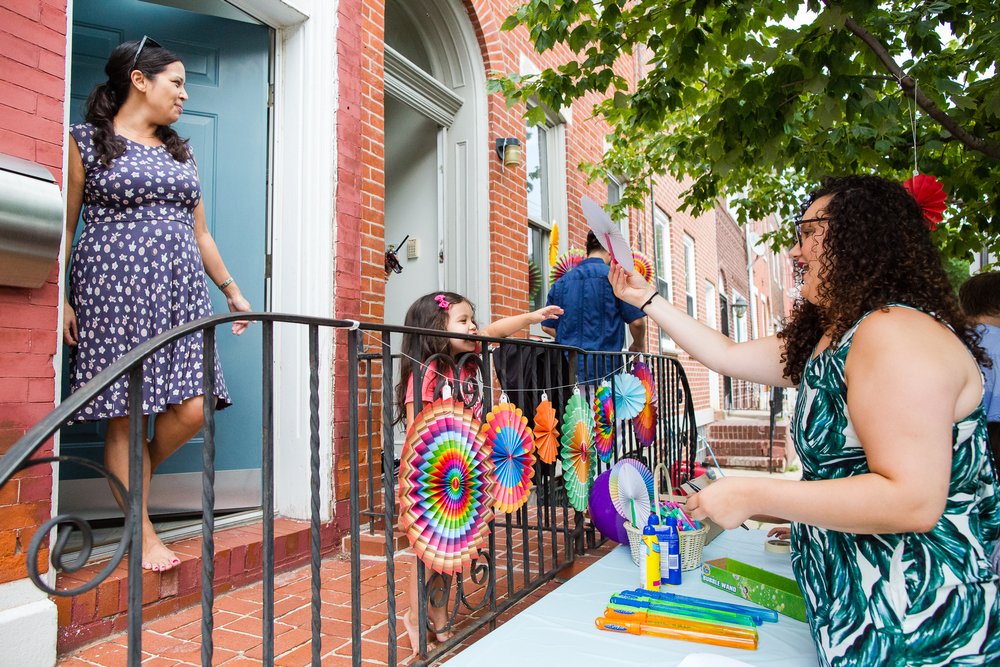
[903,174,947,231]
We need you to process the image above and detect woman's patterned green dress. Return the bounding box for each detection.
[790,307,1000,666]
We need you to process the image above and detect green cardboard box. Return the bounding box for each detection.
[700,558,807,623]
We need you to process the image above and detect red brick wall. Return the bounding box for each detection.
[0,0,67,584]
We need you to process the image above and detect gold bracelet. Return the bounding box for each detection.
[217,277,234,291]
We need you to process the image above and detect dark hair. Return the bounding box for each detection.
[85,39,191,167]
[777,175,986,384]
[393,292,473,426]
[586,231,603,255]
[959,272,1000,320]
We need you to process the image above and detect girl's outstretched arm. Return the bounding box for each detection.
[609,265,791,387]
[481,305,563,339]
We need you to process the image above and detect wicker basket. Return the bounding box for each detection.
[623,518,708,572]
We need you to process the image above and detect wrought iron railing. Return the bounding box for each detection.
[0,313,697,666]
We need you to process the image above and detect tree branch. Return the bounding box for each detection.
[840,16,1000,160]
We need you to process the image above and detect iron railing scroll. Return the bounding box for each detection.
[0,313,698,667]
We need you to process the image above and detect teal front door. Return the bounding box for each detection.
[60,0,270,518]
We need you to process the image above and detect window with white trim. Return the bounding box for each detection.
[526,116,566,311]
[653,208,675,350]
[683,234,696,318]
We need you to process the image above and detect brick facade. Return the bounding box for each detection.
[0,0,66,585]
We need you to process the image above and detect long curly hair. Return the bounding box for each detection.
[393,291,474,426]
[778,175,985,384]
[84,39,191,167]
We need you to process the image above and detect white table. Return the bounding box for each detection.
[445,529,819,666]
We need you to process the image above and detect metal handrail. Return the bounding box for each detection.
[0,311,699,666]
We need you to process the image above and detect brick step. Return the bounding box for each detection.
[709,441,786,455]
[54,518,340,654]
[342,529,409,558]
[706,426,788,441]
[712,454,786,471]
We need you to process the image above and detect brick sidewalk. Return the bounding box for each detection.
[58,541,615,666]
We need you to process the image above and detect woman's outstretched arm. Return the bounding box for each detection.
[609,265,791,387]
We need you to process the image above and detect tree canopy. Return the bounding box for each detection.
[490,0,999,259]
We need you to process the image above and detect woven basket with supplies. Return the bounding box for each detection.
[622,462,708,571]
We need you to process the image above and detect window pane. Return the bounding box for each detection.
[528,224,548,310]
[526,124,549,224]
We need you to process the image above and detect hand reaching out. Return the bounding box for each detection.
[609,264,655,309]
[528,305,563,324]
[767,525,791,541]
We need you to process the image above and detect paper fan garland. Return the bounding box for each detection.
[483,402,536,513]
[903,173,947,231]
[528,260,542,301]
[609,458,655,526]
[592,384,615,462]
[532,398,560,464]
[560,390,596,512]
[398,398,493,575]
[631,360,656,447]
[632,251,655,283]
[612,373,648,421]
[550,249,585,285]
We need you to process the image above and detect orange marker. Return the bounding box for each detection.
[594,616,758,651]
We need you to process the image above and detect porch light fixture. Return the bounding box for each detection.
[732,295,748,320]
[495,138,522,168]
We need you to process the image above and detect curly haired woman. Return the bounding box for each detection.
[610,175,999,665]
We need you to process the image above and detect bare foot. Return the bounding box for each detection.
[401,610,421,659]
[141,530,180,572]
[401,609,452,657]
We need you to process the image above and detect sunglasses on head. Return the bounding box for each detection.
[129,35,162,73]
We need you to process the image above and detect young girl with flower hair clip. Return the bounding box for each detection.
[394,290,561,656]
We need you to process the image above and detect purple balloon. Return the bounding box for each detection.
[589,469,627,544]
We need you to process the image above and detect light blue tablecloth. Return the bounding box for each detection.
[444,528,819,666]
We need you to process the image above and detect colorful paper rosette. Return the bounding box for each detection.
[609,458,655,526]
[528,260,542,301]
[612,372,647,421]
[631,361,656,447]
[532,398,560,464]
[398,398,493,575]
[903,173,947,230]
[632,251,655,283]
[592,384,615,462]
[549,249,585,285]
[560,390,596,512]
[483,402,536,514]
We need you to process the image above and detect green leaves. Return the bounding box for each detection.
[493,0,1000,259]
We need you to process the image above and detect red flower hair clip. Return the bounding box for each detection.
[902,174,947,231]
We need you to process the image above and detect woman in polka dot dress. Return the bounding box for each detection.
[63,38,251,572]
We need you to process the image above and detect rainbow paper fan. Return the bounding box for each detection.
[550,249,585,285]
[528,260,542,301]
[533,399,560,464]
[631,360,656,447]
[560,391,596,512]
[612,373,647,421]
[592,384,615,462]
[483,402,536,513]
[632,251,655,283]
[398,398,493,575]
[609,458,655,526]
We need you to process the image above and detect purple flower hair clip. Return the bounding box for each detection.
[435,294,450,310]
